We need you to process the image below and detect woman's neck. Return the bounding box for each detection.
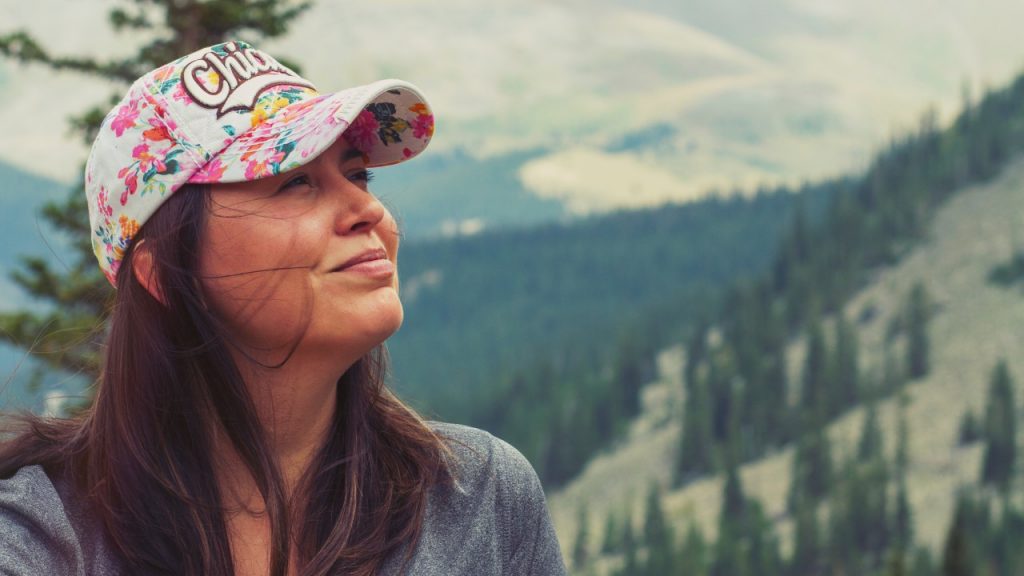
[212,347,348,513]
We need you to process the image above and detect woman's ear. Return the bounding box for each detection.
[132,239,167,306]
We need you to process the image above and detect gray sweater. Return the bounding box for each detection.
[0,422,568,575]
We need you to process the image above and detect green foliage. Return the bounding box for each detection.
[675,319,716,485]
[980,359,1017,492]
[672,61,1024,512]
[893,397,914,554]
[721,457,746,525]
[641,481,674,576]
[831,311,861,411]
[987,251,1024,288]
[599,509,617,556]
[886,549,909,576]
[800,320,829,419]
[677,522,708,576]
[706,450,784,576]
[396,187,813,486]
[910,546,939,576]
[895,392,911,475]
[572,504,590,571]
[0,0,311,393]
[858,399,884,462]
[942,493,977,576]
[789,499,823,576]
[958,409,982,445]
[937,490,1024,576]
[893,479,914,555]
[905,282,931,380]
[788,424,833,512]
[620,509,638,576]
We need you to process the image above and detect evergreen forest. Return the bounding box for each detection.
[559,49,1024,576]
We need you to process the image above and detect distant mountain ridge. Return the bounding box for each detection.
[5,0,1024,212]
[0,160,70,411]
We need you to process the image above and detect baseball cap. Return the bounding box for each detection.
[85,40,434,286]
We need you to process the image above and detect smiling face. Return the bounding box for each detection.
[197,136,403,367]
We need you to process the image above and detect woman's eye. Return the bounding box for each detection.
[350,169,375,185]
[279,173,311,191]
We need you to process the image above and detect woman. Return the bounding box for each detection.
[0,41,567,576]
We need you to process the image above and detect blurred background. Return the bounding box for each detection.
[2,1,1024,575]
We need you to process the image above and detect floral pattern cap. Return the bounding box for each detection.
[85,40,435,286]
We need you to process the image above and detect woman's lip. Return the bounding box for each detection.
[337,258,394,277]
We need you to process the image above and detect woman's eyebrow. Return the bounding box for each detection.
[342,147,365,162]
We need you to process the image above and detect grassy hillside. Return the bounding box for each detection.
[547,146,1024,575]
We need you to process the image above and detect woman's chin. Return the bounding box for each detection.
[336,299,405,348]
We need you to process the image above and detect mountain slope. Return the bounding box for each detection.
[0,160,72,412]
[547,152,1024,568]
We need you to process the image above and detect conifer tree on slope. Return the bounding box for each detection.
[0,0,312,399]
[906,282,931,380]
[572,503,590,571]
[641,481,674,576]
[981,359,1017,493]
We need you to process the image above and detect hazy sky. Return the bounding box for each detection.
[2,0,1023,211]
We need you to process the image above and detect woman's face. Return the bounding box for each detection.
[197,136,403,365]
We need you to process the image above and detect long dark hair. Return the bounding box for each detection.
[0,184,456,575]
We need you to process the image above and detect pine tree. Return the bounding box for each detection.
[621,509,639,576]
[905,282,931,380]
[909,546,938,576]
[858,399,884,462]
[677,522,707,576]
[893,395,914,554]
[722,448,746,523]
[676,366,714,484]
[790,499,822,576]
[709,345,740,445]
[801,320,829,417]
[573,504,590,571]
[826,457,855,574]
[895,392,911,475]
[744,500,784,576]
[942,494,974,576]
[832,311,860,411]
[642,481,674,576]
[601,509,619,555]
[981,359,1017,493]
[788,424,833,511]
[762,316,791,445]
[957,410,982,445]
[892,479,913,549]
[886,549,909,576]
[0,0,313,397]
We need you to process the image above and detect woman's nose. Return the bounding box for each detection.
[331,176,386,235]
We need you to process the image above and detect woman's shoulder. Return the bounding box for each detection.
[424,421,548,518]
[403,422,567,574]
[0,464,84,572]
[0,464,121,575]
[427,421,540,488]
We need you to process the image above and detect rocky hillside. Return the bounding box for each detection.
[546,152,1024,572]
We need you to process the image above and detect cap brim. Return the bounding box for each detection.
[188,79,434,184]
